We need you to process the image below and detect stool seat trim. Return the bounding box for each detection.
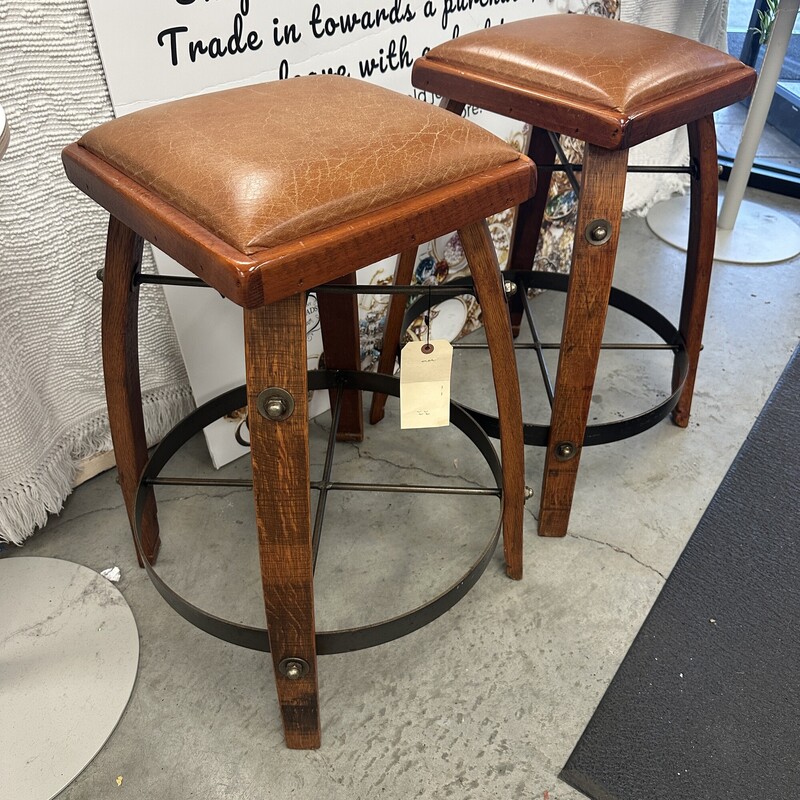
[63,142,535,307]
[133,371,504,656]
[413,17,756,149]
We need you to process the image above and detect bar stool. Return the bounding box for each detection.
[62,76,535,748]
[373,15,756,536]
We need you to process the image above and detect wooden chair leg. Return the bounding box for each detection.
[440,97,465,115]
[459,220,525,580]
[318,272,363,442]
[507,126,557,336]
[538,145,629,537]
[244,295,320,750]
[672,114,718,428]
[101,215,160,566]
[369,247,417,425]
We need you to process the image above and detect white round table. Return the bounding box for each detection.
[1,558,139,800]
[648,0,800,264]
[0,104,9,160]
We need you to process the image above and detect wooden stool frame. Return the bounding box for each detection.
[63,140,534,749]
[129,369,506,652]
[371,101,724,537]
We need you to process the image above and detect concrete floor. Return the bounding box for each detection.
[5,186,800,799]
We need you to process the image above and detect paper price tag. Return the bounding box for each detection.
[400,340,453,429]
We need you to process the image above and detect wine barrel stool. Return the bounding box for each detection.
[372,15,756,536]
[62,76,535,749]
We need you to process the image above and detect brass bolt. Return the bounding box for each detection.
[265,397,287,419]
[257,388,295,421]
[283,661,303,680]
[524,486,534,502]
[278,657,309,680]
[590,225,608,241]
[554,441,577,461]
[585,219,612,246]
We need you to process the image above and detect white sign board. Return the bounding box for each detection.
[87,0,565,466]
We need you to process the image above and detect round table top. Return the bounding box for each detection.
[0,557,139,800]
[0,104,9,160]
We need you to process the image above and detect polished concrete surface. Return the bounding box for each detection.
[1,557,139,800]
[4,186,799,799]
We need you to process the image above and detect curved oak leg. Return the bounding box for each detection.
[245,296,320,750]
[507,126,557,336]
[318,272,363,441]
[538,145,628,537]
[459,220,525,580]
[369,247,417,425]
[672,114,718,428]
[101,216,160,565]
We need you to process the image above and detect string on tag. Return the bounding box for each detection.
[422,285,434,354]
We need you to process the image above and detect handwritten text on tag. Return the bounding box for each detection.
[400,340,453,429]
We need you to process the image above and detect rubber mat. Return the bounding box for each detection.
[560,345,800,800]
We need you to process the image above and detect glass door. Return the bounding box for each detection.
[719,0,800,196]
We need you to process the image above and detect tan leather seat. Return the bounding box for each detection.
[79,77,524,254]
[413,16,756,149]
[63,75,535,749]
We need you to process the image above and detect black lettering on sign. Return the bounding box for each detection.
[158,26,189,66]
[157,1,262,67]
[441,0,517,32]
[358,34,413,77]
[273,17,302,46]
[278,58,350,80]
[173,0,251,10]
[309,0,416,40]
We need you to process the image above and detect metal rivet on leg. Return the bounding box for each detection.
[585,219,612,246]
[554,441,578,461]
[278,657,310,680]
[524,486,534,502]
[257,387,295,421]
[503,279,518,297]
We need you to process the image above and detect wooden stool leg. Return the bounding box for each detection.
[672,114,718,428]
[538,146,628,537]
[459,220,525,580]
[507,127,557,336]
[101,216,160,566]
[369,247,417,425]
[318,272,363,441]
[244,296,320,750]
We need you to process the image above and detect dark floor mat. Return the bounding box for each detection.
[560,345,800,800]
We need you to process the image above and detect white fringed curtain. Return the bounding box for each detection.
[0,1,193,544]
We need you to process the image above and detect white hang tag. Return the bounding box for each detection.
[400,340,453,429]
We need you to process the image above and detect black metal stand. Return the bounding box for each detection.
[399,271,689,447]
[131,270,689,449]
[134,370,504,655]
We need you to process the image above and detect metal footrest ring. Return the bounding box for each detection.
[134,370,503,656]
[401,271,690,447]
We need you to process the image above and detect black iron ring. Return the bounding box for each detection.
[133,370,503,655]
[402,272,689,447]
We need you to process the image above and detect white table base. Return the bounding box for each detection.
[0,557,139,800]
[647,191,800,264]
